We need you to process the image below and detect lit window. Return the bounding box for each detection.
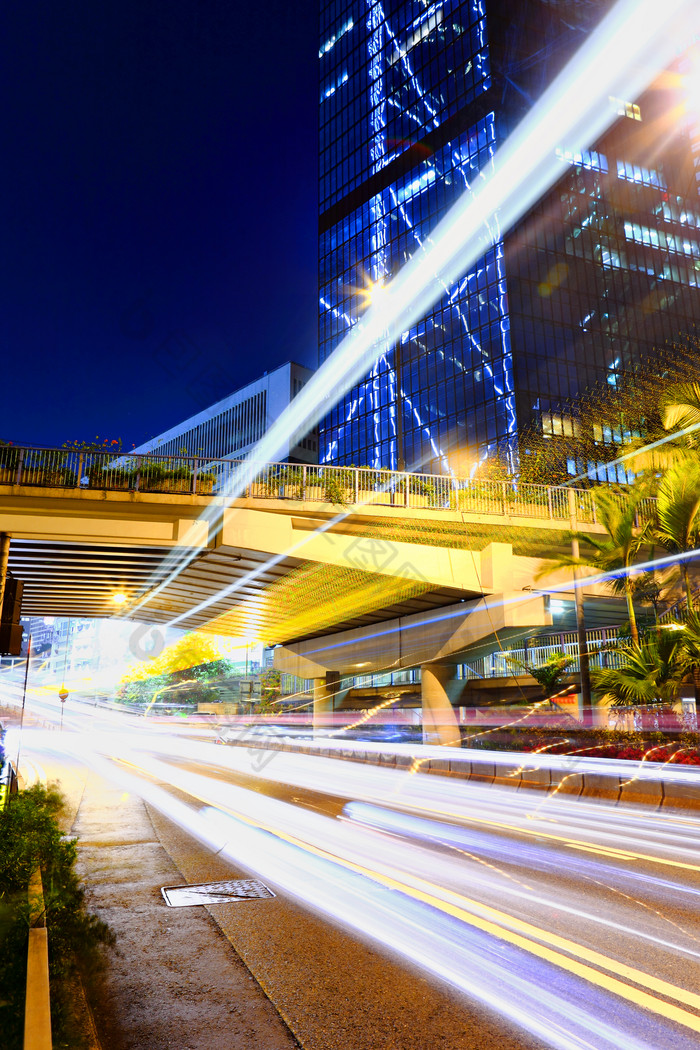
[319,19,354,59]
[321,71,349,102]
[396,168,436,204]
[556,147,608,173]
[388,8,444,66]
[542,413,580,438]
[609,96,642,120]
[616,159,666,189]
[624,221,700,258]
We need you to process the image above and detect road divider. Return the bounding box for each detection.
[217,735,700,811]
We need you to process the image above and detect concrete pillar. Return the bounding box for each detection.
[0,532,10,616]
[421,663,461,747]
[313,671,341,735]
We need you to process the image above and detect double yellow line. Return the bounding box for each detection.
[119,755,700,1038]
[385,799,700,875]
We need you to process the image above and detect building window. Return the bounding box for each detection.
[610,96,642,121]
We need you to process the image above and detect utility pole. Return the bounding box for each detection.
[568,489,592,721]
[15,635,31,777]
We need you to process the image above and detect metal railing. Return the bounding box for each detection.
[0,445,658,524]
[458,626,629,679]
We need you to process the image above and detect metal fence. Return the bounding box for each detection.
[0,444,658,525]
[458,627,629,680]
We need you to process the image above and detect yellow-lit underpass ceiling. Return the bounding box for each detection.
[199,513,581,645]
[204,560,437,645]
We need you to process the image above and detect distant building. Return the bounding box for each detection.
[20,616,54,657]
[132,361,318,465]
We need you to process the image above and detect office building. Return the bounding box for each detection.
[132,361,318,464]
[318,1,700,473]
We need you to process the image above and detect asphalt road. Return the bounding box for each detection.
[3,675,700,1049]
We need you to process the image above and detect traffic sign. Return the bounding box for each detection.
[58,687,68,703]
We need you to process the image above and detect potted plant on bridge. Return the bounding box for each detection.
[163,464,193,493]
[322,467,355,505]
[0,441,18,484]
[262,464,304,499]
[137,459,168,491]
[195,470,217,494]
[87,463,133,490]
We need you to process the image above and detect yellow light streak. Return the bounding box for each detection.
[113,754,700,1034]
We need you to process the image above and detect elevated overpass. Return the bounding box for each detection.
[1,449,631,732]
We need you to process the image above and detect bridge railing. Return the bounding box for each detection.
[0,444,656,525]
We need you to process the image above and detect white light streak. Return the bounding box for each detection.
[128,0,700,627]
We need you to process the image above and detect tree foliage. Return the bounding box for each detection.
[117,631,235,706]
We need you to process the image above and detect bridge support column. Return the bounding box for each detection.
[313,671,341,736]
[421,663,461,747]
[0,533,10,614]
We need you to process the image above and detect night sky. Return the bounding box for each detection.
[0,1,319,448]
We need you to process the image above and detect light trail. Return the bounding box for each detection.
[31,734,700,1050]
[126,0,700,628]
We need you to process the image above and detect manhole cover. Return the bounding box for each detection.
[161,879,275,907]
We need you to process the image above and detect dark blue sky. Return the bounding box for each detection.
[0,1,318,448]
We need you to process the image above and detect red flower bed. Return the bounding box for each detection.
[522,741,700,763]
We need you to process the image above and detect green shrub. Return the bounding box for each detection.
[164,465,192,481]
[137,460,167,485]
[261,465,303,498]
[0,784,114,1050]
[0,442,19,470]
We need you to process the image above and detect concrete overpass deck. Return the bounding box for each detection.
[0,474,618,643]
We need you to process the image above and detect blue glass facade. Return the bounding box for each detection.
[319,0,700,472]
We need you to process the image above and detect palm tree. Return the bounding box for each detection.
[621,382,700,475]
[660,381,700,435]
[590,630,683,707]
[668,608,700,704]
[646,458,700,615]
[505,650,574,701]
[538,483,650,644]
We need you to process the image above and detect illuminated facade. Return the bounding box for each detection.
[319,0,700,473]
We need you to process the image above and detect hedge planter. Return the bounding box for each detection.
[165,477,192,493]
[88,471,132,490]
[23,469,74,487]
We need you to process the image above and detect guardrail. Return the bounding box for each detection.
[0,445,657,524]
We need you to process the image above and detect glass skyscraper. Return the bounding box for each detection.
[318,0,700,473]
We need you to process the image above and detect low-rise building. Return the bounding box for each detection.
[131,361,317,465]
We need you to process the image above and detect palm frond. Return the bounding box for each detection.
[653,460,700,553]
[660,382,700,434]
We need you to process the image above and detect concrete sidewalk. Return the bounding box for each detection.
[69,768,300,1050]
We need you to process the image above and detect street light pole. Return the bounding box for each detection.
[568,489,592,721]
[14,635,31,778]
